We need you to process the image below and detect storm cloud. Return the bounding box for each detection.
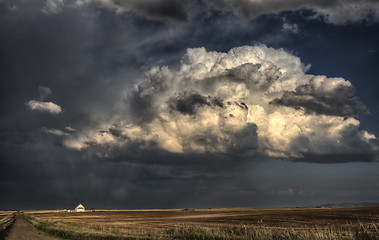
[1,0,379,210]
[60,45,378,161]
[217,0,379,24]
[37,0,379,24]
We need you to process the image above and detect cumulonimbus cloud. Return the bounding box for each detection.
[26,100,62,115]
[62,44,378,162]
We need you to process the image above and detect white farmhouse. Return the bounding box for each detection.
[75,204,85,212]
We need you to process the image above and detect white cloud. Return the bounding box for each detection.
[65,126,77,132]
[282,22,298,33]
[270,76,369,116]
[42,127,68,136]
[61,45,378,161]
[62,127,119,150]
[26,100,62,115]
[41,0,64,15]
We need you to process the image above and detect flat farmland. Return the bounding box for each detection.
[30,207,379,231]
[25,207,379,239]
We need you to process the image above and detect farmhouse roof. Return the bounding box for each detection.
[76,204,84,209]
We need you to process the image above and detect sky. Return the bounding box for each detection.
[1,0,379,210]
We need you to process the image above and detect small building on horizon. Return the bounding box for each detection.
[75,204,85,212]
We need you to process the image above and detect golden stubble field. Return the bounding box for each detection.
[29,207,379,233]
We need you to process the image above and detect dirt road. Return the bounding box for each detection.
[4,214,58,240]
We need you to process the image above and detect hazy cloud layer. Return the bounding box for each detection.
[218,0,379,24]
[61,45,378,161]
[72,0,188,21]
[41,0,64,14]
[38,86,52,100]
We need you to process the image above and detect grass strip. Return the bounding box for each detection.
[24,214,160,240]
[0,212,15,239]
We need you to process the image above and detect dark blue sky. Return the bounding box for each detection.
[1,0,379,210]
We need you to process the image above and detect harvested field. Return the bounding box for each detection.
[30,207,379,230]
[25,207,379,239]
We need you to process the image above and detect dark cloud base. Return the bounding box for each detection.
[1,153,377,210]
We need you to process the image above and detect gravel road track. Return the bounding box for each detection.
[4,214,58,240]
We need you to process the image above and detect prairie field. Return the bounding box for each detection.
[25,207,379,240]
